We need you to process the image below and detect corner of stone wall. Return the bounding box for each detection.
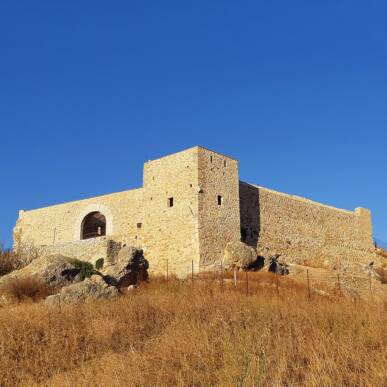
[355,207,374,248]
[355,207,371,217]
[13,212,24,250]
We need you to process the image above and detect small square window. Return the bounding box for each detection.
[168,197,174,207]
[137,223,142,229]
[217,195,223,205]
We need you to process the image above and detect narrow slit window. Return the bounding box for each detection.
[210,155,213,163]
[168,197,174,207]
[217,195,223,205]
[224,160,227,167]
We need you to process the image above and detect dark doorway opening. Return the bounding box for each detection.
[81,212,106,240]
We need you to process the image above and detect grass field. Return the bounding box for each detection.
[0,273,385,387]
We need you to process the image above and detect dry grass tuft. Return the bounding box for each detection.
[0,247,15,276]
[0,244,39,277]
[0,276,57,303]
[0,274,385,387]
[376,247,387,259]
[375,267,387,284]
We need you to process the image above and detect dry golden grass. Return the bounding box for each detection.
[0,246,16,276]
[0,273,385,387]
[0,244,39,277]
[375,267,387,284]
[0,276,57,303]
[376,247,387,259]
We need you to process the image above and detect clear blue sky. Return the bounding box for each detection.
[1,1,386,247]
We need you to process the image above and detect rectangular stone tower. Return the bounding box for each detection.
[197,147,241,270]
[142,146,241,276]
[142,147,201,277]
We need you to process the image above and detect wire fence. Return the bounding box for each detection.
[161,259,382,302]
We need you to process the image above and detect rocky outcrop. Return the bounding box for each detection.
[0,254,82,289]
[102,246,148,288]
[268,254,289,275]
[0,246,149,305]
[45,275,118,306]
[223,241,257,270]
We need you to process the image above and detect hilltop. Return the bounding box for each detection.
[0,275,386,387]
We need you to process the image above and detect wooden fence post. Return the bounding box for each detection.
[337,274,341,297]
[192,260,194,283]
[220,261,224,292]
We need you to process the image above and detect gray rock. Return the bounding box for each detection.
[268,255,289,275]
[102,246,148,288]
[127,285,137,290]
[45,274,118,306]
[223,241,257,270]
[0,254,82,289]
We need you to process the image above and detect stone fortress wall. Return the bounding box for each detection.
[14,189,144,249]
[240,182,375,268]
[13,146,376,276]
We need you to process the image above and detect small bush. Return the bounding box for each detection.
[95,258,104,270]
[375,267,387,284]
[0,243,40,277]
[376,247,387,258]
[0,276,56,302]
[72,260,95,281]
[0,248,16,276]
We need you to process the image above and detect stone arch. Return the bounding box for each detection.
[74,204,113,241]
[81,212,106,239]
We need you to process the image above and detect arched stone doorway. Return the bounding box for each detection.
[81,212,106,240]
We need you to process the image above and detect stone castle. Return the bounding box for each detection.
[13,146,375,276]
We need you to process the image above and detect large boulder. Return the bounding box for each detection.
[0,247,149,305]
[102,247,148,288]
[268,254,289,275]
[0,254,83,289]
[223,241,257,270]
[45,275,118,306]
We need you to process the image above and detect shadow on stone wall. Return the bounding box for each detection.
[239,181,260,248]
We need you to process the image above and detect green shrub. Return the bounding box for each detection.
[95,258,104,270]
[72,260,95,281]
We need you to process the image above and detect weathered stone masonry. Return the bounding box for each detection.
[13,146,375,276]
[239,183,374,269]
